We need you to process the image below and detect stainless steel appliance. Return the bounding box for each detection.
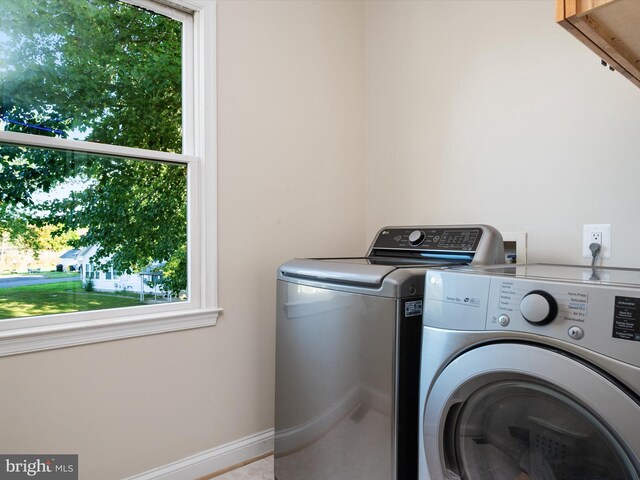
[420,264,640,480]
[274,225,504,480]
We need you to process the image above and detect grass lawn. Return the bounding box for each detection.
[0,281,143,319]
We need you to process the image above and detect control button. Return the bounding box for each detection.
[568,326,584,340]
[408,230,426,246]
[498,314,510,327]
[520,290,558,325]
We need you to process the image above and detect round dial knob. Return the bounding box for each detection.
[408,230,426,246]
[520,290,558,325]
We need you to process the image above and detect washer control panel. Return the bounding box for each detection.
[372,227,482,252]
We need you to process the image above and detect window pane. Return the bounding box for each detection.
[0,143,188,320]
[0,0,182,152]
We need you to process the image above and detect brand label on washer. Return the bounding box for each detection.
[612,296,640,342]
[405,300,423,318]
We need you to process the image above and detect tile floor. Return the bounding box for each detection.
[213,455,273,479]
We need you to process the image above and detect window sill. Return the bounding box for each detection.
[0,307,222,357]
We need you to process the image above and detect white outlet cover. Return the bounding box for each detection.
[583,224,611,258]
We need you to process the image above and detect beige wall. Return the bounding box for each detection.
[0,2,366,478]
[365,0,640,265]
[3,1,640,478]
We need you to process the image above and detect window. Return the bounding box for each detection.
[0,0,219,355]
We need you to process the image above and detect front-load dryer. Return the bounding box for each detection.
[419,264,640,480]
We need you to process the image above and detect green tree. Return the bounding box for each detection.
[0,204,79,255]
[0,0,187,291]
[0,204,38,252]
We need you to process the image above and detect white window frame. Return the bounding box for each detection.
[0,0,220,356]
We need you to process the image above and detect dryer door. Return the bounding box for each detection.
[423,343,640,480]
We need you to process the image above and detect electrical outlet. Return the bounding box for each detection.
[583,224,611,258]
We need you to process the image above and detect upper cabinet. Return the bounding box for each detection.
[556,0,640,88]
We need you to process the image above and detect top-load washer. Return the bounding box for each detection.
[274,225,504,480]
[419,263,640,480]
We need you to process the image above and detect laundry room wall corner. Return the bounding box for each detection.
[364,0,640,266]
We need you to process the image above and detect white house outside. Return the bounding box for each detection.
[60,246,167,299]
[58,248,80,271]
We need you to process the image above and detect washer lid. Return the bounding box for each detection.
[279,258,397,288]
[279,256,463,288]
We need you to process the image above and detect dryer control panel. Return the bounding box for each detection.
[425,267,640,368]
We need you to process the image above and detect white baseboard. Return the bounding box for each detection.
[125,429,274,480]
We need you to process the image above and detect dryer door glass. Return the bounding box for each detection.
[452,381,638,480]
